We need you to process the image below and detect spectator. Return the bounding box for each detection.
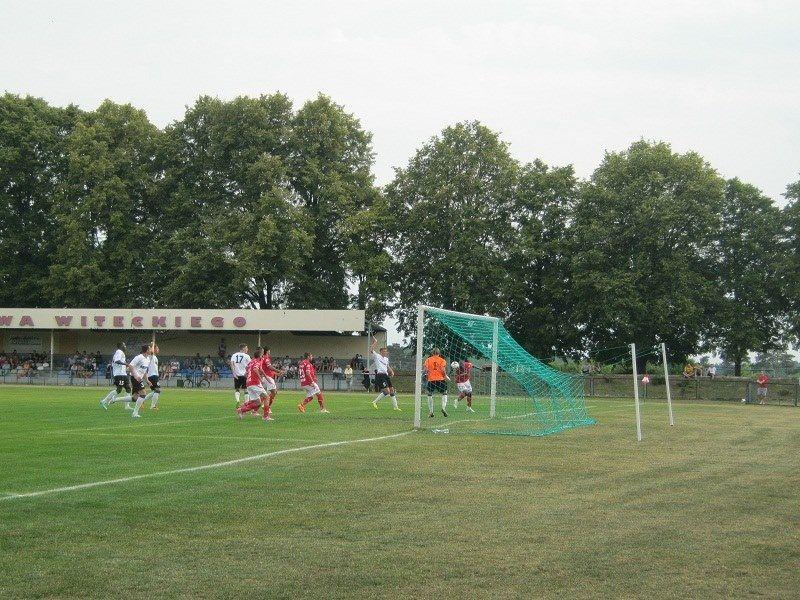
[683,364,695,379]
[218,338,227,360]
[756,371,769,405]
[361,368,371,391]
[333,365,343,381]
[344,365,353,391]
[707,364,716,379]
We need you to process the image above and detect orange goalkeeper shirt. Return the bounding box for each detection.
[424,355,447,381]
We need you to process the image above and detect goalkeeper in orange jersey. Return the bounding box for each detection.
[424,348,450,418]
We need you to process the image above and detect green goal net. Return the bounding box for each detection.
[413,306,595,436]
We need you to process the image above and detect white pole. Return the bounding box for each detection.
[661,342,674,426]
[257,330,261,347]
[490,318,499,418]
[49,330,54,376]
[366,325,372,374]
[413,305,425,429]
[631,343,642,442]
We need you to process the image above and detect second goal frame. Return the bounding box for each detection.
[413,305,500,429]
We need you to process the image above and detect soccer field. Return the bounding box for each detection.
[0,387,797,599]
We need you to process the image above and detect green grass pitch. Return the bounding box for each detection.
[1,386,798,598]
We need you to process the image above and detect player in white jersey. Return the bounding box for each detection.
[229,344,251,405]
[100,342,133,410]
[143,343,161,411]
[128,345,152,418]
[370,338,400,411]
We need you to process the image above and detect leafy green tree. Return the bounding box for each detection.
[47,100,158,307]
[386,121,517,336]
[503,160,582,357]
[342,188,394,325]
[157,94,310,309]
[0,95,80,306]
[571,140,725,371]
[782,176,800,342]
[287,94,377,310]
[709,179,785,375]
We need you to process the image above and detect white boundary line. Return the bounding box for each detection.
[0,430,413,502]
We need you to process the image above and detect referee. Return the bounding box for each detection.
[370,338,400,411]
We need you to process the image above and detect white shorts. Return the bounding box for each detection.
[261,376,276,392]
[302,383,321,397]
[457,381,473,394]
[247,385,267,401]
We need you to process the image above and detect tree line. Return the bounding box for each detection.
[1,93,798,374]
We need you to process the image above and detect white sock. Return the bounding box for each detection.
[234,391,240,404]
[150,392,160,408]
[441,395,448,411]
[373,392,385,404]
[102,390,116,404]
[111,393,131,405]
[453,396,459,408]
[427,395,434,414]
[132,397,144,416]
[144,391,154,404]
[391,393,398,409]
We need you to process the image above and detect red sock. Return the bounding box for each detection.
[262,400,270,418]
[302,396,313,406]
[459,392,465,400]
[237,400,255,414]
[316,393,325,408]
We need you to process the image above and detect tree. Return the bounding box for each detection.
[782,176,800,343]
[503,160,582,358]
[386,121,518,336]
[47,100,158,307]
[0,95,80,306]
[571,140,725,371]
[157,94,310,309]
[342,188,395,325]
[287,94,377,310]
[708,179,785,375]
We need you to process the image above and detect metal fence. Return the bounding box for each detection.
[1,369,797,406]
[583,374,799,406]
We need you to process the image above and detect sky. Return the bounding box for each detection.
[2,0,799,343]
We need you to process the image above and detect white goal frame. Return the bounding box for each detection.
[413,305,500,429]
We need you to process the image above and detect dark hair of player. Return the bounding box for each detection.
[141,344,150,353]
[253,347,264,358]
[117,342,125,349]
[238,343,247,351]
[303,352,311,359]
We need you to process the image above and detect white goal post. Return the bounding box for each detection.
[413,305,499,429]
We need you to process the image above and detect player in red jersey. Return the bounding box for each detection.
[259,346,284,418]
[454,359,476,413]
[297,352,329,413]
[236,347,273,421]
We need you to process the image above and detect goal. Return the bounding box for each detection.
[413,305,595,436]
